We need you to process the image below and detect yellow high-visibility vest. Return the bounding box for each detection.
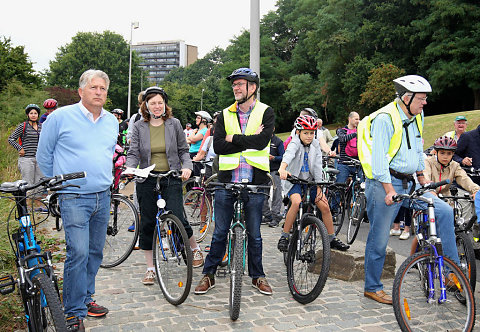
[219,101,270,172]
[357,100,423,179]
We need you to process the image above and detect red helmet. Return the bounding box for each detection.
[294,115,318,131]
[433,136,457,151]
[43,98,58,109]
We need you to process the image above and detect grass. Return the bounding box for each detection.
[276,109,480,148]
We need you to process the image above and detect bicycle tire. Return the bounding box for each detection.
[286,215,330,304]
[182,178,196,196]
[229,225,244,321]
[346,192,366,245]
[392,252,475,332]
[153,214,193,305]
[456,231,476,292]
[31,273,67,331]
[101,195,139,268]
[328,186,346,236]
[183,189,212,243]
[55,216,62,232]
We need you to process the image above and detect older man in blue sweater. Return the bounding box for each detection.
[37,69,118,332]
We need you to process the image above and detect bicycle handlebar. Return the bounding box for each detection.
[285,174,334,187]
[0,172,87,193]
[392,179,450,202]
[208,181,271,193]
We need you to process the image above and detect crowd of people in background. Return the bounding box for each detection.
[8,68,480,331]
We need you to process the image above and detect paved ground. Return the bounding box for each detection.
[37,214,480,332]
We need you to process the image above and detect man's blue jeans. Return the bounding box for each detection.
[59,189,110,319]
[203,188,266,279]
[364,178,458,292]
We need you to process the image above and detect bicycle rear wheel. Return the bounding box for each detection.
[346,192,366,245]
[31,273,67,331]
[286,215,330,304]
[456,231,476,292]
[101,195,139,268]
[229,225,244,321]
[153,214,193,305]
[328,186,346,236]
[183,189,212,243]
[392,252,475,332]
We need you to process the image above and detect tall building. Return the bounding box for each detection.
[133,40,198,85]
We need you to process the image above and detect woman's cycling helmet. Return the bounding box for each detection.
[294,115,318,131]
[433,136,457,151]
[226,68,260,85]
[195,111,213,123]
[301,107,318,119]
[143,86,168,104]
[111,108,124,115]
[43,98,58,109]
[25,104,41,114]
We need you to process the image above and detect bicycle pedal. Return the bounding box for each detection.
[216,269,227,278]
[0,275,16,295]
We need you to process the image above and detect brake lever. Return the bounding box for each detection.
[50,184,81,192]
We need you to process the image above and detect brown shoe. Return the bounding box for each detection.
[192,249,204,268]
[194,275,215,295]
[252,277,272,295]
[364,290,392,305]
[142,270,155,285]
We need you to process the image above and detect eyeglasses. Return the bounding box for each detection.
[415,96,427,102]
[231,82,246,89]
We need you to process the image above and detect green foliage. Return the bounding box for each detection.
[360,64,405,114]
[0,37,41,92]
[46,31,143,111]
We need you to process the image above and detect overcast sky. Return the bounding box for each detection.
[1,0,278,72]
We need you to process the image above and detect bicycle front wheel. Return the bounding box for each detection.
[456,231,476,292]
[346,192,366,245]
[153,214,193,305]
[286,215,330,304]
[101,195,139,268]
[229,225,244,321]
[328,187,346,236]
[183,189,212,243]
[31,273,67,331]
[392,252,475,332]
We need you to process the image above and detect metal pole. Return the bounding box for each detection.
[127,22,139,119]
[250,0,260,100]
[201,88,204,111]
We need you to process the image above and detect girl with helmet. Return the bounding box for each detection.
[8,104,45,211]
[40,98,58,124]
[125,86,204,285]
[277,115,350,253]
[187,110,212,175]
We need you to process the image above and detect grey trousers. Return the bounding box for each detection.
[18,156,44,197]
[262,172,283,222]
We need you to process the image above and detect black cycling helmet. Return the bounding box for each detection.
[25,104,41,115]
[226,68,260,85]
[143,86,168,104]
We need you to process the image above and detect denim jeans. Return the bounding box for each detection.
[203,188,266,279]
[336,162,364,184]
[59,189,110,319]
[364,178,458,292]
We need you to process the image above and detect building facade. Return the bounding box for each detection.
[133,40,198,85]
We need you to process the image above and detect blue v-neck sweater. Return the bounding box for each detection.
[37,103,118,194]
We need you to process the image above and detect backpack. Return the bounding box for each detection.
[283,135,292,150]
[344,127,358,157]
[18,122,27,146]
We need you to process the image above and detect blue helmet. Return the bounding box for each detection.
[226,68,259,85]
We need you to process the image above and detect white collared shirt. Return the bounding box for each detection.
[78,101,107,123]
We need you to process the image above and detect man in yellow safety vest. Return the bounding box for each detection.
[357,75,459,305]
[194,68,275,296]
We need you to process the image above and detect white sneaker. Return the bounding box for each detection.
[399,230,411,240]
[192,249,204,268]
[390,229,401,236]
[142,270,155,285]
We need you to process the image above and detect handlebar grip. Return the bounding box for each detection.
[60,172,87,181]
[392,195,399,202]
[425,179,449,190]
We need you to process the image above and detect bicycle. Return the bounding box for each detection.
[207,180,272,321]
[127,167,193,305]
[391,180,475,332]
[0,172,86,331]
[345,175,367,245]
[183,160,217,243]
[282,175,331,305]
[438,186,477,292]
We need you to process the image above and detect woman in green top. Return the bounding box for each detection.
[126,87,204,286]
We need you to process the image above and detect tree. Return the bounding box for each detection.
[0,37,41,92]
[46,31,143,111]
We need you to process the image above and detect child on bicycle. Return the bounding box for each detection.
[416,136,480,251]
[277,115,349,252]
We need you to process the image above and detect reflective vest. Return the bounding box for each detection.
[357,100,423,179]
[219,101,270,172]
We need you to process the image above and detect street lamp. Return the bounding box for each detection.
[127,21,139,119]
[200,88,205,111]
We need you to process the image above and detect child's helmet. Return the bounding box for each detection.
[433,136,457,151]
[294,115,318,131]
